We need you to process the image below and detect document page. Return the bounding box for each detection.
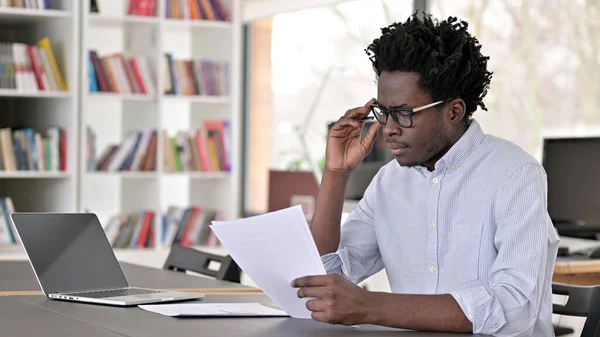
[138,303,289,317]
[210,205,327,319]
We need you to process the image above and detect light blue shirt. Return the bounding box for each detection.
[322,120,560,336]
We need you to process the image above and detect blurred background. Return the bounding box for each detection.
[245,0,600,216]
[0,1,598,335]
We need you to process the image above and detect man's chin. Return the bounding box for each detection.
[394,157,419,168]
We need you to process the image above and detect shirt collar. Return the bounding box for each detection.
[435,119,486,171]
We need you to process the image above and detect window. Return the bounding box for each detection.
[244,0,413,215]
[430,0,600,158]
[243,0,600,216]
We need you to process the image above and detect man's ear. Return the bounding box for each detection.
[447,98,466,125]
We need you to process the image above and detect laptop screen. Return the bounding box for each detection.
[11,213,128,294]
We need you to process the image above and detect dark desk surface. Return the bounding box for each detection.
[0,296,122,337]
[0,260,246,291]
[0,261,483,336]
[2,294,482,337]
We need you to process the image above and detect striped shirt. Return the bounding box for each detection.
[322,120,560,336]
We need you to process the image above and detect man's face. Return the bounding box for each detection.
[376,71,450,169]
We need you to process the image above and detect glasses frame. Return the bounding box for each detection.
[370,99,452,128]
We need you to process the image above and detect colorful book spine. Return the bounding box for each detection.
[160,120,230,173]
[162,54,229,97]
[164,0,229,21]
[0,39,65,92]
[88,51,155,95]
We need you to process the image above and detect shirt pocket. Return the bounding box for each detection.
[447,221,484,285]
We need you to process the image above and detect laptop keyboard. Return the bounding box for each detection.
[63,287,166,299]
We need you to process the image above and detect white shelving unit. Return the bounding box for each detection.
[79,0,242,251]
[0,0,425,299]
[0,7,72,22]
[0,89,72,98]
[0,1,79,213]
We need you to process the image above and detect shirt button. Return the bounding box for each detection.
[432,177,439,184]
[450,165,457,171]
[430,266,436,273]
[429,222,435,229]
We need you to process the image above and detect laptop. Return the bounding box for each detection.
[10,212,204,306]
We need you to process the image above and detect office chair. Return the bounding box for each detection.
[553,283,600,337]
[163,244,241,283]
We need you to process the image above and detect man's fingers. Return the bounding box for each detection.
[297,285,331,299]
[292,275,331,288]
[329,117,361,131]
[360,121,381,150]
[311,311,337,324]
[305,299,327,312]
[343,98,375,119]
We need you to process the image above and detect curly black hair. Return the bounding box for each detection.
[365,13,492,122]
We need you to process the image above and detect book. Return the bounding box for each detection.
[0,40,65,92]
[89,128,158,172]
[161,121,230,173]
[103,210,156,248]
[162,54,229,97]
[164,0,228,21]
[0,197,16,244]
[90,0,99,13]
[37,37,67,91]
[88,51,155,95]
[128,0,156,16]
[101,204,221,249]
[0,0,51,9]
[0,126,66,172]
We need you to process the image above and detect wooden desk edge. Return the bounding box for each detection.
[0,288,264,297]
[554,260,600,275]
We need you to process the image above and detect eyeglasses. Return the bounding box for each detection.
[370,99,451,128]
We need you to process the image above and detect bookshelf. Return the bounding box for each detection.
[0,7,72,23]
[79,0,242,251]
[0,0,79,221]
[0,89,71,98]
[88,12,161,26]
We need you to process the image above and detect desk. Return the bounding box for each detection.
[0,294,482,337]
[0,260,251,292]
[553,258,600,285]
[0,261,483,336]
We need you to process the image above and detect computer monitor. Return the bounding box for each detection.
[542,137,600,227]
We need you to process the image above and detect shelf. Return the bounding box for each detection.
[0,244,227,263]
[163,172,230,179]
[87,92,156,102]
[0,8,72,24]
[79,0,240,221]
[162,18,232,30]
[114,244,226,254]
[86,171,159,178]
[0,90,71,99]
[0,172,70,179]
[0,244,25,261]
[86,172,229,179]
[88,13,160,27]
[110,245,229,270]
[162,95,230,104]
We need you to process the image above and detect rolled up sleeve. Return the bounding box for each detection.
[450,163,559,335]
[320,174,384,284]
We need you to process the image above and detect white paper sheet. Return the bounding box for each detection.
[138,303,289,317]
[210,205,326,319]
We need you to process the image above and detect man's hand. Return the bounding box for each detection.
[291,274,375,325]
[325,99,381,174]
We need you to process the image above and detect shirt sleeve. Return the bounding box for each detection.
[449,163,560,335]
[321,172,384,284]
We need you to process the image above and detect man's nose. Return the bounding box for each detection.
[383,119,402,138]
